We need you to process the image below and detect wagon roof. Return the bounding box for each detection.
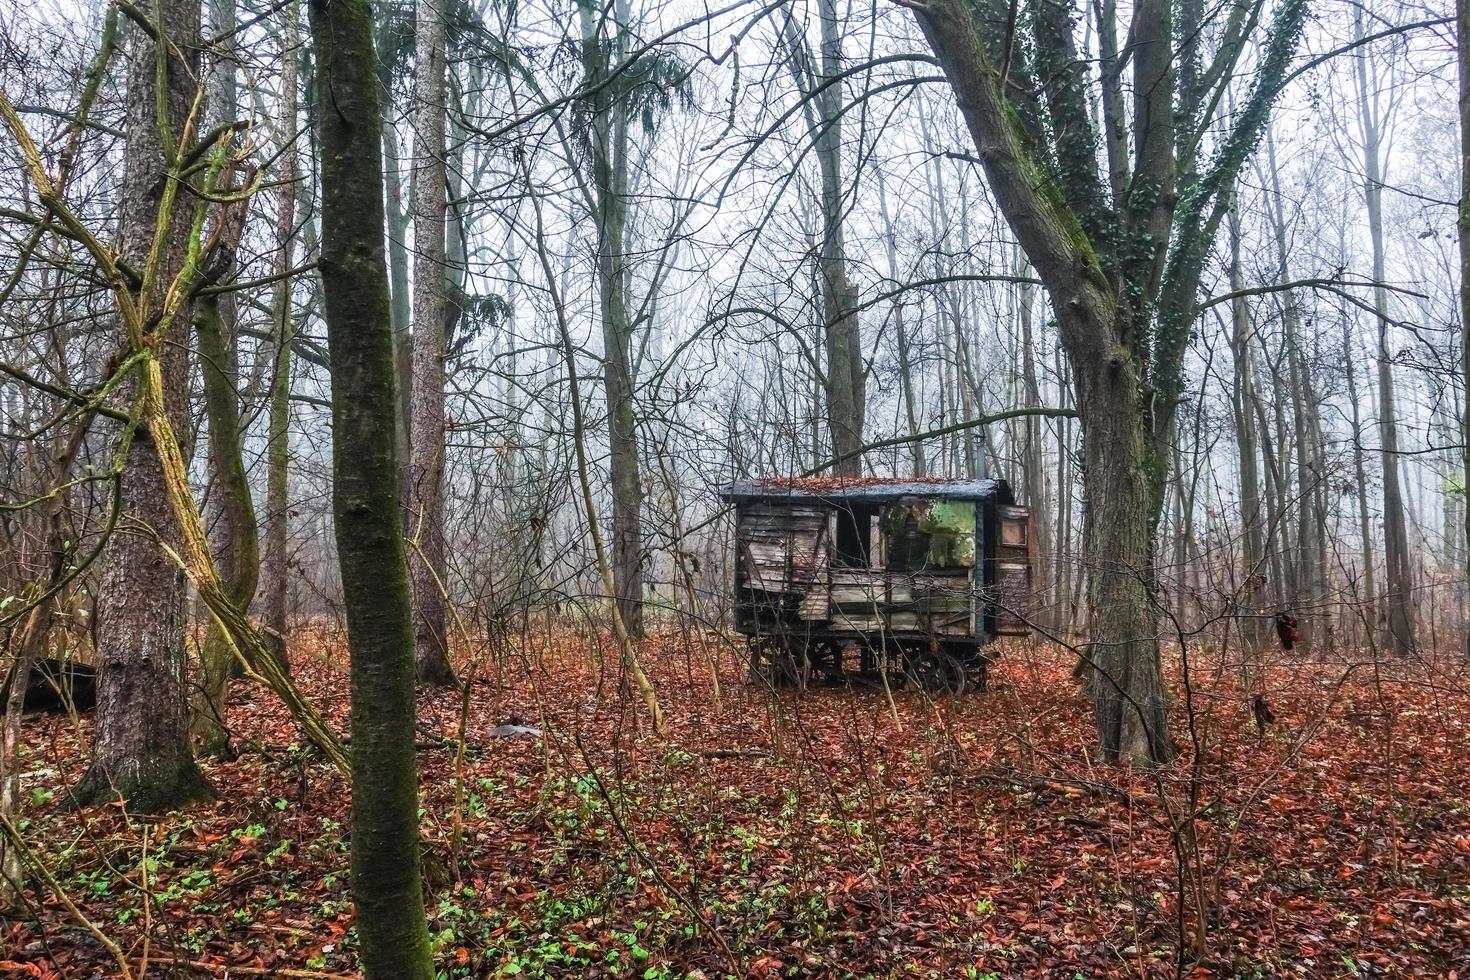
[722,476,1011,503]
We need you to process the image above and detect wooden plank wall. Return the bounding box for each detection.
[993,505,1032,635]
[735,502,831,624]
[734,497,1031,640]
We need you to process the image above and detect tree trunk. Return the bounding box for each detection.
[1264,130,1323,639]
[875,169,925,477]
[913,0,1176,763]
[377,37,414,469]
[1018,261,1052,619]
[813,0,863,475]
[194,1,262,755]
[407,0,457,685]
[71,0,212,812]
[1460,0,1470,658]
[2,413,90,906]
[306,0,435,969]
[949,294,979,478]
[1342,312,1380,637]
[1227,202,1264,651]
[1056,346,1075,635]
[582,0,646,640]
[195,279,260,754]
[263,1,300,670]
[1247,338,1290,610]
[1352,22,1415,656]
[1073,343,1175,764]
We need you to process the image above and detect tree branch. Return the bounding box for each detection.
[806,407,1079,475]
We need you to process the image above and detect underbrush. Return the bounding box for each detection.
[4,631,1469,977]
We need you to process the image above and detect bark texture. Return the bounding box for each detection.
[72,0,212,812]
[306,0,435,971]
[263,1,300,669]
[407,0,457,686]
[1460,0,1470,658]
[911,0,1305,762]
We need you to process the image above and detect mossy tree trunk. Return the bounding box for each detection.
[71,0,212,812]
[306,0,435,972]
[195,277,260,754]
[912,0,1307,763]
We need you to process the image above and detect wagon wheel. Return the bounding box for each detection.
[805,639,843,683]
[907,649,967,696]
[770,640,802,688]
[747,637,797,687]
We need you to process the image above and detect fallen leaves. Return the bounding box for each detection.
[3,632,1470,977]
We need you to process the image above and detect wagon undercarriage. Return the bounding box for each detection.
[746,631,987,695]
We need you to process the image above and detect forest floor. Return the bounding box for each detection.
[3,627,1470,978]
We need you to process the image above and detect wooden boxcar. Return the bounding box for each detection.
[722,477,1031,694]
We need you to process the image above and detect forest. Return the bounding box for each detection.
[1,0,1468,973]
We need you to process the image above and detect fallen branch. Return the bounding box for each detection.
[969,765,1130,802]
[698,747,772,760]
[133,958,349,978]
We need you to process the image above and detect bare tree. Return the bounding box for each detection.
[1351,11,1415,656]
[781,1,864,476]
[1227,199,1265,651]
[407,0,458,685]
[263,1,302,671]
[910,0,1309,762]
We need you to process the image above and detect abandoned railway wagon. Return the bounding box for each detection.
[723,477,1032,693]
